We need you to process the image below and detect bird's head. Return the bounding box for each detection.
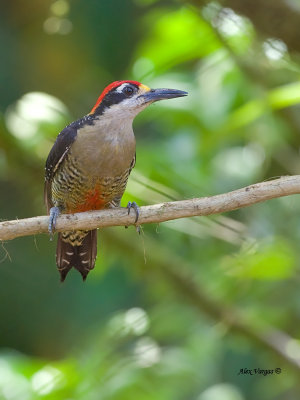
[90,80,187,119]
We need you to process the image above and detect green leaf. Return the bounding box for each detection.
[222,240,296,280]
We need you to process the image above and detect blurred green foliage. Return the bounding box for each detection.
[1,0,300,399]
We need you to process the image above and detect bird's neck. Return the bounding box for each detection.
[93,113,134,134]
[92,101,148,129]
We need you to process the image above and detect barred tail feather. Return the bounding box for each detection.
[56,230,98,281]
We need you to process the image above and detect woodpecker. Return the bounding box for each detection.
[44,80,187,281]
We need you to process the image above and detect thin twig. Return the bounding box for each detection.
[1,175,300,241]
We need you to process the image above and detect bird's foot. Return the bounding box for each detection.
[126,201,141,234]
[49,207,60,240]
[127,201,139,223]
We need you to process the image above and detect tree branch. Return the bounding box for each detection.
[1,175,300,241]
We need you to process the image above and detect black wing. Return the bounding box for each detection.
[44,115,96,212]
[44,122,79,212]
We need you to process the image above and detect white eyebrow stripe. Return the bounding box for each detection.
[115,83,128,93]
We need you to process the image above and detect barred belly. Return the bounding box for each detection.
[52,154,130,211]
[51,153,131,246]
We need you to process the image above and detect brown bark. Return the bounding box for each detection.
[1,175,300,241]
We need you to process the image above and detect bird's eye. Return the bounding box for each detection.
[123,86,134,96]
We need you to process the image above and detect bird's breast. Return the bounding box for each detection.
[71,122,136,177]
[53,121,136,212]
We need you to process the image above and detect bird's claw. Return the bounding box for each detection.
[48,207,60,241]
[126,201,140,224]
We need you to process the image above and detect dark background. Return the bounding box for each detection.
[1,0,300,398]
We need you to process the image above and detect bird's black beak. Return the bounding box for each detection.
[140,88,188,103]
